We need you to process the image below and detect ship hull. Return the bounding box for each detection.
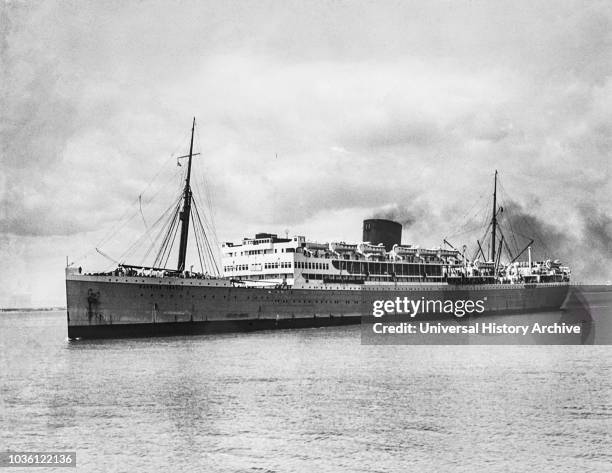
[66,274,570,339]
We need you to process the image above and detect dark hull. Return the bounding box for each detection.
[67,314,361,339]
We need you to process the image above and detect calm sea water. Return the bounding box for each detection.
[1,309,611,472]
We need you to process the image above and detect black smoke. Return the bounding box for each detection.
[497,201,570,261]
[372,204,423,228]
[498,201,612,283]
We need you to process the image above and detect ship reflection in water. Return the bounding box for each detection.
[1,288,611,472]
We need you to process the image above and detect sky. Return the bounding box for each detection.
[1,0,611,306]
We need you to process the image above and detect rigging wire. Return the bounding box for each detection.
[192,197,221,276]
[153,199,182,268]
[191,205,206,274]
[138,195,154,246]
[94,153,181,251]
[119,192,182,264]
[444,190,490,241]
[140,199,181,266]
[161,212,181,269]
[496,179,522,255]
[191,159,220,253]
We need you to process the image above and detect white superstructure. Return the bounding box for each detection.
[221,231,570,287]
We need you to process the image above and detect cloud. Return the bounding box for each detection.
[1,0,612,304]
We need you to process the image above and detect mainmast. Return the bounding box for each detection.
[177,118,196,272]
[490,169,498,262]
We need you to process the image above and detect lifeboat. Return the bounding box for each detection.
[357,242,386,255]
[329,242,358,253]
[391,245,418,256]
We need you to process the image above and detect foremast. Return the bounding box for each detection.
[177,117,196,272]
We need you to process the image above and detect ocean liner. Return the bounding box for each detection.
[65,119,571,339]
